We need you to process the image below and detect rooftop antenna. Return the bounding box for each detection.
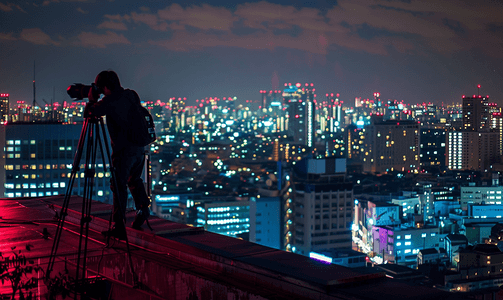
[477,84,481,97]
[33,61,37,108]
[52,86,55,121]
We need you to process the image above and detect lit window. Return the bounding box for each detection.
[405,235,411,239]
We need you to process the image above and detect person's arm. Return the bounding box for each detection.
[84,88,109,118]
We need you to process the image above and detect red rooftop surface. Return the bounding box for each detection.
[0,196,469,299]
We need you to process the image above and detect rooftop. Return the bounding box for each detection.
[0,196,469,299]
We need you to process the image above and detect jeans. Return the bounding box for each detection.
[110,146,149,227]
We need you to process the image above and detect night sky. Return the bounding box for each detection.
[1,0,503,108]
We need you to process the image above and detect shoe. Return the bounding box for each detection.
[131,207,150,230]
[102,226,127,240]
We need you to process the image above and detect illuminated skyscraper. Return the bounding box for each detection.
[0,93,9,123]
[325,93,343,133]
[290,158,353,255]
[363,117,420,174]
[447,131,499,171]
[462,95,489,131]
[1,123,112,202]
[447,92,501,171]
[282,83,316,149]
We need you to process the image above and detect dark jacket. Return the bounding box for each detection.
[85,88,142,154]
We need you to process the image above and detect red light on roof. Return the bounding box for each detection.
[295,115,299,118]
[478,84,481,88]
[284,83,287,86]
[336,93,340,97]
[295,83,301,88]
[462,95,465,98]
[310,83,314,87]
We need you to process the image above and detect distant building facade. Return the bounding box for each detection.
[290,158,353,255]
[0,93,9,123]
[0,123,112,202]
[460,185,503,210]
[363,117,420,174]
[195,197,256,239]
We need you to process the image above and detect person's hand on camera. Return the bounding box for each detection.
[88,86,97,103]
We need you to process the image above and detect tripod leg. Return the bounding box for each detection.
[46,118,90,279]
[75,119,99,290]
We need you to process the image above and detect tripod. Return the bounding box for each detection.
[46,115,137,295]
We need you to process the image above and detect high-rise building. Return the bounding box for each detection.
[420,125,447,171]
[282,83,316,148]
[1,123,112,202]
[289,158,353,255]
[447,94,501,171]
[0,93,9,123]
[363,117,420,174]
[462,95,489,131]
[195,198,256,239]
[260,90,282,109]
[324,93,343,133]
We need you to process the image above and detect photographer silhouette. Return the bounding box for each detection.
[85,70,150,238]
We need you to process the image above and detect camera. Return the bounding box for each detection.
[67,83,102,101]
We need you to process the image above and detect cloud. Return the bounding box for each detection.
[131,11,168,31]
[0,32,16,40]
[20,28,60,45]
[77,30,131,48]
[0,2,25,12]
[42,0,87,5]
[158,3,237,31]
[85,1,503,58]
[0,2,12,11]
[77,7,88,14]
[98,20,128,31]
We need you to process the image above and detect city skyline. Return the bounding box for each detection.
[1,0,503,107]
